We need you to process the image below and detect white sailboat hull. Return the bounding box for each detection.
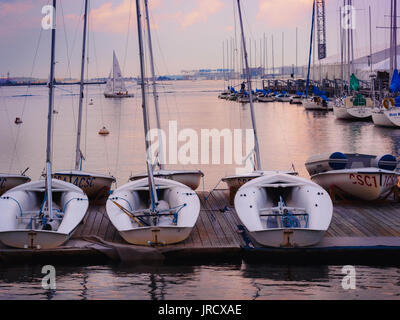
[234,174,333,248]
[53,170,115,199]
[372,110,396,127]
[250,229,326,248]
[0,179,88,249]
[129,170,203,190]
[0,174,30,196]
[257,96,275,102]
[106,178,200,245]
[120,226,194,246]
[0,230,69,250]
[311,169,399,200]
[333,106,372,120]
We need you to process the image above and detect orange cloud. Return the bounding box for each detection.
[0,1,33,17]
[181,0,224,29]
[257,0,313,27]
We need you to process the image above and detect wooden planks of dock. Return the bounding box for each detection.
[1,189,400,264]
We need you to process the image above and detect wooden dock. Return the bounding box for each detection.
[1,189,400,265]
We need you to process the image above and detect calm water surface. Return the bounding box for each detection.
[1,79,400,189]
[0,263,399,300]
[1,80,400,299]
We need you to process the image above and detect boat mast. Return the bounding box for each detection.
[113,51,116,93]
[236,0,261,171]
[46,0,57,220]
[75,0,89,170]
[306,0,316,98]
[135,0,159,210]
[143,0,164,170]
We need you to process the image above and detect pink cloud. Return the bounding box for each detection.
[257,0,313,28]
[0,0,33,17]
[180,0,224,29]
[86,0,162,33]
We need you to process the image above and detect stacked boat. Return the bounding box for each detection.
[220,0,333,248]
[0,0,89,249]
[105,0,200,246]
[305,152,399,201]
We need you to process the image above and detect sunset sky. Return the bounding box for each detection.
[0,0,395,78]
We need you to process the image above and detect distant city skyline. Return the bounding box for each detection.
[0,0,395,79]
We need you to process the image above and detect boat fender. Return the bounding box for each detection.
[373,154,397,171]
[328,152,348,170]
[383,98,395,109]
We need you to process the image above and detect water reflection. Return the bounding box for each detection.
[0,262,399,299]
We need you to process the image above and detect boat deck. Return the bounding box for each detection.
[1,189,400,265]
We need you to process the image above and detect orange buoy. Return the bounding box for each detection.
[98,126,109,135]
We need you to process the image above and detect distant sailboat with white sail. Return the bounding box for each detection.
[104,51,134,98]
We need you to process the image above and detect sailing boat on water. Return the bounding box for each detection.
[106,0,200,246]
[54,0,115,200]
[129,0,203,190]
[0,0,88,249]
[224,0,333,248]
[104,51,134,98]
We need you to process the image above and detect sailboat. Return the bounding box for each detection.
[225,0,333,248]
[106,0,200,246]
[333,4,372,121]
[333,74,373,120]
[54,0,115,200]
[372,69,400,127]
[0,0,88,249]
[104,51,134,98]
[129,0,203,190]
[305,152,399,201]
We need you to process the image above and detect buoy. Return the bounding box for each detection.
[14,117,23,124]
[98,126,109,135]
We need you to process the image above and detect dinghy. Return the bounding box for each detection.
[257,93,275,102]
[130,170,203,191]
[53,170,115,199]
[303,96,333,110]
[275,93,291,102]
[0,174,30,196]
[104,51,134,98]
[234,173,333,247]
[128,0,204,191]
[224,0,333,248]
[106,177,200,245]
[222,170,297,203]
[106,0,200,246]
[54,0,115,201]
[305,152,399,200]
[0,1,88,249]
[0,179,88,249]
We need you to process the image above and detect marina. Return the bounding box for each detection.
[2,0,400,301]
